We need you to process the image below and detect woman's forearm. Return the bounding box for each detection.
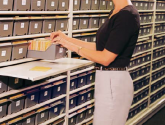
[67,37,96,50]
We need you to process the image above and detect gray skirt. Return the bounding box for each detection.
[93,70,134,125]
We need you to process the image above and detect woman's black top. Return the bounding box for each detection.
[96,5,140,68]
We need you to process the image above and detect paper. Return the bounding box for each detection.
[54,107,58,112]
[61,23,64,28]
[3,0,8,5]
[30,66,52,72]
[41,113,45,118]
[62,2,65,7]
[48,24,52,29]
[22,0,26,5]
[4,24,8,31]
[58,86,61,91]
[95,0,97,4]
[37,1,41,6]
[21,23,25,28]
[16,100,20,107]
[1,50,6,57]
[74,0,77,5]
[34,23,38,29]
[31,95,35,100]
[19,48,23,54]
[44,91,48,96]
[51,1,55,6]
[27,118,31,124]
[86,0,88,4]
[59,48,63,53]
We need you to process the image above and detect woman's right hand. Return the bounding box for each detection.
[50,30,69,43]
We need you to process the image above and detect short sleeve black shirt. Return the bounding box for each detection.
[96,5,140,67]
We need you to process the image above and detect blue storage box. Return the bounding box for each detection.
[51,80,66,99]
[22,111,36,125]
[0,76,8,94]
[0,98,9,118]
[68,112,77,125]
[86,70,95,85]
[49,99,65,119]
[39,84,52,103]
[76,108,86,124]
[77,90,87,106]
[36,106,49,124]
[69,94,78,109]
[77,73,87,88]
[8,93,25,114]
[24,88,39,108]
[8,77,23,90]
[86,88,94,101]
[70,76,78,91]
[86,105,94,119]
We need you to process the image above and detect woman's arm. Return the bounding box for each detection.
[50,31,96,50]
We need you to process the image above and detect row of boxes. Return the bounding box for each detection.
[70,70,95,91]
[0,0,69,11]
[0,18,68,37]
[152,68,165,81]
[0,79,66,117]
[133,75,150,92]
[1,99,65,125]
[73,0,114,10]
[69,105,94,125]
[152,58,165,70]
[153,48,165,59]
[69,87,94,110]
[153,37,165,48]
[151,78,165,93]
[128,99,148,120]
[132,87,149,105]
[132,1,154,10]
[139,25,152,36]
[154,24,165,34]
[130,64,151,80]
[155,13,165,22]
[128,53,151,68]
[150,88,165,104]
[73,16,107,30]
[75,35,96,43]
[140,13,153,24]
[133,40,152,55]
[156,1,165,10]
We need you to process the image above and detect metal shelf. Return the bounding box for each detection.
[151,85,165,96]
[128,61,151,71]
[0,94,66,123]
[70,66,94,76]
[72,28,99,33]
[152,55,165,62]
[134,85,149,95]
[0,11,69,15]
[69,99,95,114]
[156,10,165,12]
[0,32,68,42]
[151,76,165,85]
[133,73,151,82]
[76,116,93,125]
[154,32,165,35]
[73,10,110,14]
[70,83,95,95]
[132,49,152,57]
[152,65,165,73]
[155,21,165,24]
[138,34,153,39]
[39,114,66,125]
[138,10,154,12]
[153,45,165,50]
[131,96,149,109]
[140,22,154,26]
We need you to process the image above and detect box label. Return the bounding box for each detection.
[88,93,91,97]
[21,23,25,28]
[81,96,84,100]
[89,109,91,114]
[31,95,35,100]
[74,0,77,5]
[145,3,147,6]
[140,3,143,6]
[71,99,73,104]
[27,118,31,123]
[15,78,19,84]
[61,23,64,28]
[110,1,112,6]
[136,3,138,6]
[44,91,48,96]
[71,118,73,123]
[4,24,8,31]
[57,86,61,91]
[0,106,2,112]
[51,1,55,6]
[144,17,146,20]
[37,1,41,6]
[22,0,26,5]
[54,107,58,112]
[19,48,23,54]
[41,113,45,118]
[48,24,52,29]
[103,1,105,5]
[95,0,97,4]
[102,19,105,23]
[85,38,87,42]
[93,37,96,42]
[62,2,65,7]
[73,20,77,25]
[80,114,83,118]
[1,50,6,57]
[16,100,20,107]
[81,79,83,83]
[90,75,92,80]
[149,16,151,19]
[86,0,88,4]
[71,82,74,86]
[94,20,97,24]
[3,0,8,5]
[144,29,146,33]
[34,23,38,29]
[83,20,87,25]
[0,83,1,88]
[59,48,63,53]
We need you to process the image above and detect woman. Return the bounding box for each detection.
[50,0,140,124]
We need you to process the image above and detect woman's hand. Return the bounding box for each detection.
[50,30,68,42]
